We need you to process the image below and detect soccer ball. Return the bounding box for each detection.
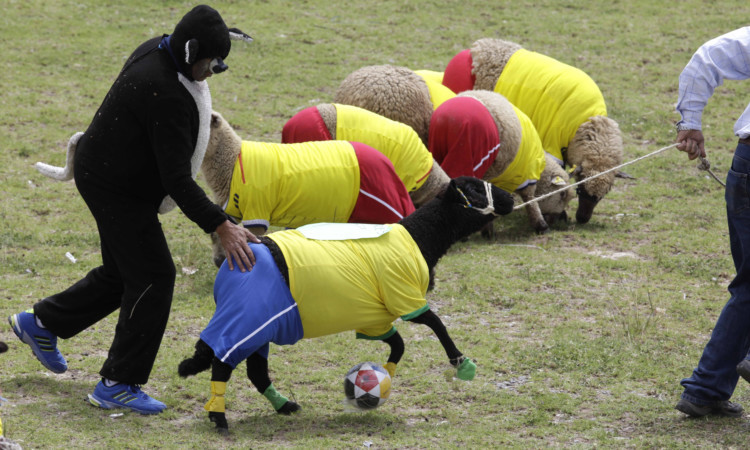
[343,362,391,410]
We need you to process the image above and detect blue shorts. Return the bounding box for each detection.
[200,243,303,368]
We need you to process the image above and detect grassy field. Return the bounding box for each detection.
[2,0,750,448]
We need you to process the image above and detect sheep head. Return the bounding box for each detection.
[534,154,574,227]
[566,116,623,224]
[202,111,243,206]
[441,176,514,220]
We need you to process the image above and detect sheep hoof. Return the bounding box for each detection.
[533,221,549,234]
[277,401,302,415]
[209,411,229,433]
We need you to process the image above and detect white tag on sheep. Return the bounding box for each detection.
[297,223,392,241]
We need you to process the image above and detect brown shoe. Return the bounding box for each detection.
[675,398,743,418]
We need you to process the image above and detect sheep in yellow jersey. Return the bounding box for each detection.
[282,102,450,207]
[202,111,415,266]
[442,38,623,224]
[178,176,515,433]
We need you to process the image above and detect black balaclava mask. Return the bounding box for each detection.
[167,5,231,80]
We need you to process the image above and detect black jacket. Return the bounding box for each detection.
[74,36,227,233]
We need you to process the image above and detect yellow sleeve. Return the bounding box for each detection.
[334,103,433,192]
[415,70,456,109]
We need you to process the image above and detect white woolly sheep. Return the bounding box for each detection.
[202,111,416,266]
[334,64,456,146]
[429,90,573,234]
[281,102,450,207]
[442,38,624,224]
[177,176,515,433]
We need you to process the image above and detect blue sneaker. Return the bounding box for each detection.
[8,309,67,373]
[87,381,167,415]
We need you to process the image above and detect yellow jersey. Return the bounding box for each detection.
[494,49,607,161]
[224,140,359,230]
[333,103,434,191]
[269,224,430,339]
[488,105,547,192]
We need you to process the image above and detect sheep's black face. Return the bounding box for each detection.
[575,185,600,224]
[0,341,7,353]
[445,177,514,216]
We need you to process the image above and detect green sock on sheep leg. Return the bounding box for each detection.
[263,384,301,414]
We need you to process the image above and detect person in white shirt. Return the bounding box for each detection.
[675,26,750,418]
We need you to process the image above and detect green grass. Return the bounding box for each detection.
[3,0,750,448]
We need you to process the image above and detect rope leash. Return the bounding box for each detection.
[513,143,722,210]
[697,157,726,187]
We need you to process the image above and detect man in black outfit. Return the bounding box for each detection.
[8,5,256,414]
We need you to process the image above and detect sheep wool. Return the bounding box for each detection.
[493,49,607,161]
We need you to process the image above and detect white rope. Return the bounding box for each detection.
[513,143,680,210]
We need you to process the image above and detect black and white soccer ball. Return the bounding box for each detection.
[343,362,391,410]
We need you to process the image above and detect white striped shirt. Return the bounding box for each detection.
[676,27,750,139]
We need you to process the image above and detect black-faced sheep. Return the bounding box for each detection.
[281,102,450,207]
[333,64,456,146]
[429,90,573,234]
[202,111,415,267]
[442,38,624,224]
[177,176,515,433]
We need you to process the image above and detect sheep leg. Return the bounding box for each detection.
[210,232,227,268]
[245,351,301,415]
[480,219,496,240]
[408,309,477,380]
[408,309,462,361]
[517,185,549,234]
[382,331,405,365]
[207,358,233,434]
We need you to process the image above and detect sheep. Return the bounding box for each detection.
[281,102,450,207]
[442,38,624,224]
[333,64,456,146]
[203,111,416,267]
[177,176,515,433]
[428,90,573,234]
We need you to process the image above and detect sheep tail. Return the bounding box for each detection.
[34,132,84,181]
[178,339,215,377]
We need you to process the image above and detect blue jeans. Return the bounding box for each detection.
[681,142,750,404]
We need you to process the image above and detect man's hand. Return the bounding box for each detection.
[676,129,706,160]
[215,220,260,272]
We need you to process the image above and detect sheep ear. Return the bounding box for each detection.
[442,178,462,202]
[551,175,567,187]
[229,28,254,44]
[210,111,222,128]
[185,38,199,64]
